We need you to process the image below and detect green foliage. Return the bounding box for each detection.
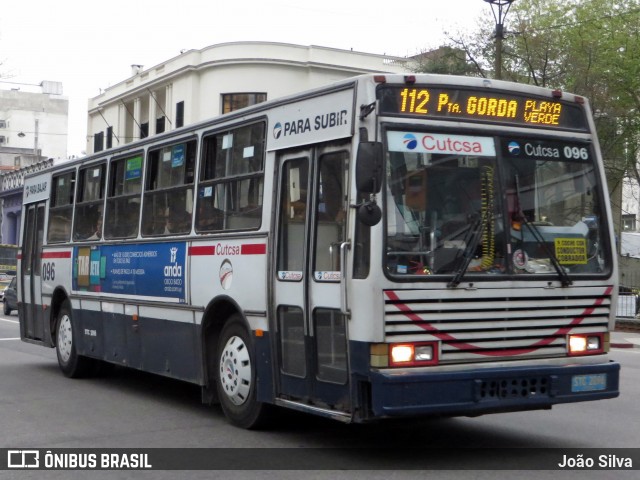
[437,0,640,195]
[412,46,477,76]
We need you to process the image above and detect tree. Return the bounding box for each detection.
[411,46,476,76]
[429,0,640,224]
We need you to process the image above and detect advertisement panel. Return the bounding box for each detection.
[73,242,186,303]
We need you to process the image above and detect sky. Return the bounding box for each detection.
[0,0,489,157]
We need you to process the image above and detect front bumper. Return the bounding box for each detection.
[368,361,620,418]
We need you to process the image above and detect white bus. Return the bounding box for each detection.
[18,74,620,428]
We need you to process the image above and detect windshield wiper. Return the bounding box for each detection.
[447,211,488,288]
[514,175,572,287]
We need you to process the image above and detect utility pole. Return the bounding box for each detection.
[484,0,515,80]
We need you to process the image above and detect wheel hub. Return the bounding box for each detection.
[219,335,252,406]
[57,315,73,364]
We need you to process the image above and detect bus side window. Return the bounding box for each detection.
[47,171,75,243]
[314,151,348,273]
[105,155,142,239]
[73,163,105,241]
[278,158,309,273]
[196,122,265,232]
[141,140,196,236]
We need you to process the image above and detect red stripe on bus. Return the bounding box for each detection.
[41,251,72,259]
[188,244,266,256]
[241,244,267,255]
[189,246,215,256]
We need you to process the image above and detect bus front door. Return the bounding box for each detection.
[19,202,50,345]
[273,144,351,417]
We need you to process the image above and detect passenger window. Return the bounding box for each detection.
[104,155,142,239]
[47,171,75,243]
[73,163,105,241]
[141,140,196,236]
[196,122,265,232]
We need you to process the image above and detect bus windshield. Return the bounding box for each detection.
[384,131,609,281]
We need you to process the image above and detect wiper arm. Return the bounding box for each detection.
[514,175,572,287]
[448,211,487,288]
[520,218,572,286]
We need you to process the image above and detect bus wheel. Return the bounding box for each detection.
[55,301,92,378]
[215,315,269,429]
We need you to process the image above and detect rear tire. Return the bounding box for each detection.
[55,300,92,378]
[215,315,271,429]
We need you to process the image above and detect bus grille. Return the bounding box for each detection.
[476,376,550,401]
[383,286,612,364]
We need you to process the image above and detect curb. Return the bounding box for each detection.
[611,342,635,349]
[612,318,640,348]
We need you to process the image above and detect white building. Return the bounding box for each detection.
[0,82,67,245]
[0,81,68,166]
[86,41,409,154]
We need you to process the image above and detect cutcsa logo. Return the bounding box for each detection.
[507,141,521,155]
[403,133,418,150]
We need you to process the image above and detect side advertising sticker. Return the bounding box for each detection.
[73,243,186,303]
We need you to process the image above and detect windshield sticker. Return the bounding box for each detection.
[513,249,529,270]
[555,238,588,264]
[387,131,496,156]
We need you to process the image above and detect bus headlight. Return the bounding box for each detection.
[389,342,439,367]
[568,333,604,356]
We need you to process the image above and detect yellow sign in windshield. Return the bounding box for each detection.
[554,238,587,265]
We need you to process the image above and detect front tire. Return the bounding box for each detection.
[3,300,11,315]
[55,300,92,378]
[215,315,270,429]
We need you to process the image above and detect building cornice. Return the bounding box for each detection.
[88,41,408,112]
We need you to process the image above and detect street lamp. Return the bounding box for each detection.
[484,0,515,80]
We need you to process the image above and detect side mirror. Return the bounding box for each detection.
[357,201,382,227]
[356,142,383,194]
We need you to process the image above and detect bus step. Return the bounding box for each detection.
[275,398,352,423]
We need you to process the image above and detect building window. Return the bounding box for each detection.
[156,116,165,134]
[0,136,6,144]
[106,126,113,149]
[623,214,636,231]
[175,101,184,128]
[222,93,267,114]
[140,122,149,139]
[94,131,104,152]
[0,120,6,128]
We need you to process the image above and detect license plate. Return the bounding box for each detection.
[571,373,607,392]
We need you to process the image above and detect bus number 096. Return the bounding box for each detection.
[563,146,589,160]
[42,262,55,281]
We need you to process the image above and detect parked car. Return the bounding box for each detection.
[3,276,17,315]
[0,271,13,302]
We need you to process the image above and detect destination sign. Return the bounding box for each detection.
[500,138,592,162]
[378,86,588,131]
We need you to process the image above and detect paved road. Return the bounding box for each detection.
[1,314,639,479]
